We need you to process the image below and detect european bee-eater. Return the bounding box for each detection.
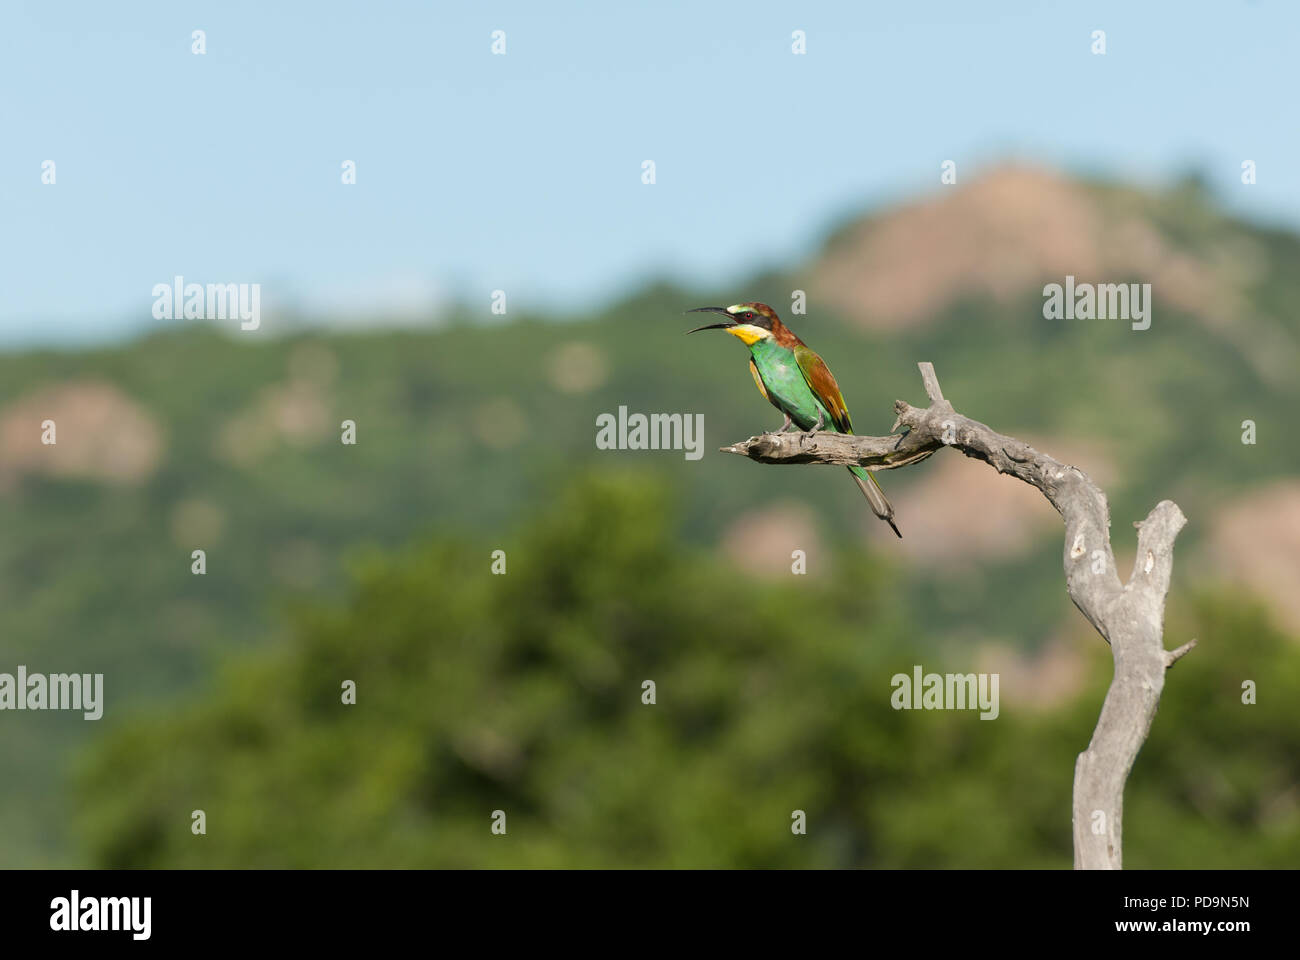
[687,302,901,538]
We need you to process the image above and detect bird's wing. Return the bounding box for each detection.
[793,345,852,432]
[748,357,772,403]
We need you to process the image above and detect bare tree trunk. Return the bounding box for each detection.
[722,362,1191,869]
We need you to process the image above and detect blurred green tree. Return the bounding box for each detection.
[73,472,1300,868]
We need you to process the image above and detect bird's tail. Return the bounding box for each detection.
[848,466,901,538]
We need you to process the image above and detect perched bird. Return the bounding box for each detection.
[687,302,901,538]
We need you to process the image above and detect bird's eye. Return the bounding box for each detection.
[744,311,755,320]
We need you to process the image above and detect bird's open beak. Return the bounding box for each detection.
[685,306,734,334]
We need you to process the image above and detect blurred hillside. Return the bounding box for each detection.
[2,166,1298,866]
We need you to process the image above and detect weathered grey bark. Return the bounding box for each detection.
[721,362,1190,870]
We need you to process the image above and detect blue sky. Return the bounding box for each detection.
[1,0,1296,347]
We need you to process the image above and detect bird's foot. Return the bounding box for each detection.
[777,414,796,433]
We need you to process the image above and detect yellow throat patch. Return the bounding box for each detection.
[724,324,769,346]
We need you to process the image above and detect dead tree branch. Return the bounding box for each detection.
[722,362,1189,870]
